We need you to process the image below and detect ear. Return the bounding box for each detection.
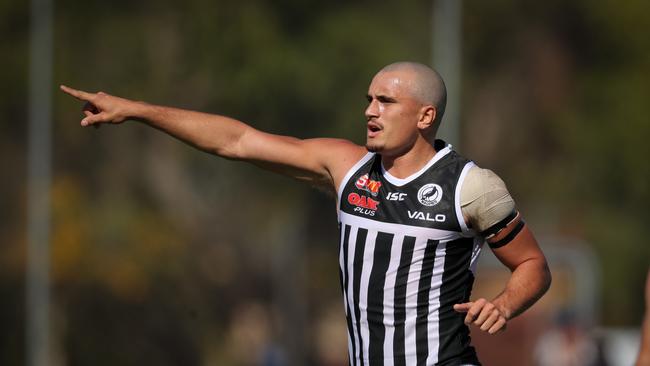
[417,105,437,130]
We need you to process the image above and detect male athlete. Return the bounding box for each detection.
[61,62,551,365]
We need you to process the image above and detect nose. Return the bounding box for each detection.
[365,98,379,120]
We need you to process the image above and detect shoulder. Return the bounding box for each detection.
[305,138,367,168]
[461,165,508,199]
[460,165,516,233]
[302,138,368,191]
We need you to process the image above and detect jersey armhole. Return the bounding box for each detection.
[455,161,476,234]
[336,152,375,221]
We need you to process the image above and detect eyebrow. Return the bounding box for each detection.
[366,94,397,103]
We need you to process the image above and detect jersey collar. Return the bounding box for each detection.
[380,142,452,187]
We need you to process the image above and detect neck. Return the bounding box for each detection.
[381,139,438,179]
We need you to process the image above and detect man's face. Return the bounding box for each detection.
[364,71,424,156]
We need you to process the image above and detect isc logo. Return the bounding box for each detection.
[386,192,407,201]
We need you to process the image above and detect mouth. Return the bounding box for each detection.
[367,121,382,138]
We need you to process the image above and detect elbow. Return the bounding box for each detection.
[194,143,238,160]
[526,254,552,296]
[197,122,250,160]
[524,256,552,298]
[211,145,240,160]
[215,126,250,161]
[207,134,246,161]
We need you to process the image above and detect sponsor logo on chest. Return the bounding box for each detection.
[355,174,382,196]
[407,210,447,222]
[385,192,407,201]
[347,192,379,216]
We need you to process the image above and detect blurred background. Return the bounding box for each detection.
[1,0,649,365]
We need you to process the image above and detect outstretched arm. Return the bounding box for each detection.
[60,85,366,191]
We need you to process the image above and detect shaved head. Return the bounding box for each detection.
[378,62,447,124]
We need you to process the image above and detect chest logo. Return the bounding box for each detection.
[355,174,382,197]
[347,192,379,216]
[408,210,447,222]
[417,184,443,206]
[386,192,407,201]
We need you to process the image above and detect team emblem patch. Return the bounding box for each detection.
[417,184,443,206]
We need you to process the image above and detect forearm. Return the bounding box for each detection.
[133,103,249,158]
[60,85,344,187]
[60,85,252,157]
[492,258,551,320]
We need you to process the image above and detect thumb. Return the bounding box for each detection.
[82,111,102,129]
[453,302,473,313]
[81,112,107,126]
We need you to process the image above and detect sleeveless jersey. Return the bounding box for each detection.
[337,142,483,366]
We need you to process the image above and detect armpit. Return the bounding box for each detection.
[460,165,515,233]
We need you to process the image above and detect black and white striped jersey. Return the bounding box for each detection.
[337,142,483,366]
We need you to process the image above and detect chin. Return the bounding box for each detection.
[365,142,383,153]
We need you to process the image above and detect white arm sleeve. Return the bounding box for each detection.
[460,165,515,233]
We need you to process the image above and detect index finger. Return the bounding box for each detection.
[60,85,96,102]
[463,298,487,325]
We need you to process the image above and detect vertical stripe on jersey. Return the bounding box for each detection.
[424,242,448,365]
[437,238,475,364]
[381,234,404,366]
[402,237,428,366]
[415,239,440,366]
[359,231,377,364]
[353,228,368,364]
[392,235,415,366]
[367,231,394,364]
[340,224,357,366]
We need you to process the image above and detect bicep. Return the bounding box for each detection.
[237,128,364,190]
[460,166,546,270]
[488,218,546,271]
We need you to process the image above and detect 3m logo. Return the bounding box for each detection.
[348,192,379,216]
[355,174,382,196]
